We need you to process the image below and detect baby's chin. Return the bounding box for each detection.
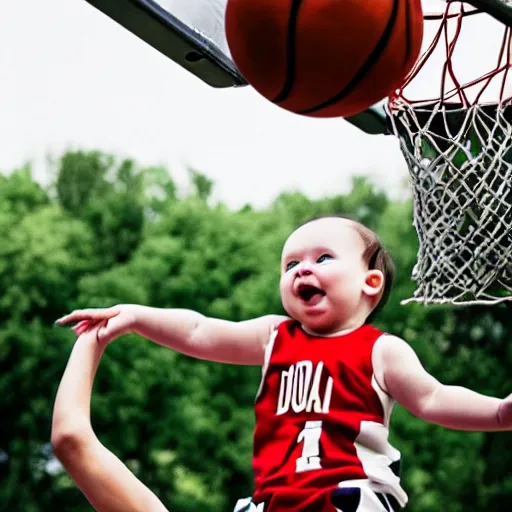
[283,301,342,333]
[294,315,340,336]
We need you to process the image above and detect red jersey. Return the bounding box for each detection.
[252,320,406,510]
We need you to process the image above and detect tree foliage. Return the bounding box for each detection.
[1,151,511,511]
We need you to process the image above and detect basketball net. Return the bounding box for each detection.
[387,0,512,306]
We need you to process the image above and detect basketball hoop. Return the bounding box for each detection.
[387,0,512,306]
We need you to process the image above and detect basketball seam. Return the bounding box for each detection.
[298,0,402,115]
[272,0,303,103]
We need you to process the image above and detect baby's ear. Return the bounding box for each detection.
[363,269,384,297]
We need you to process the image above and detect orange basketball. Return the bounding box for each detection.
[225,0,424,118]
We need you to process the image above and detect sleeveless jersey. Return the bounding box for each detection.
[252,320,407,509]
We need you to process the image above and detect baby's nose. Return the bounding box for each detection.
[296,263,313,277]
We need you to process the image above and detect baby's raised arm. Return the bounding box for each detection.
[374,335,510,431]
[57,306,289,365]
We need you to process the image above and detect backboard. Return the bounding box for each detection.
[85,0,246,88]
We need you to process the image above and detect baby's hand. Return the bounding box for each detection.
[56,305,138,344]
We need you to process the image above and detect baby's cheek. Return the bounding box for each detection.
[279,287,291,306]
[279,280,288,299]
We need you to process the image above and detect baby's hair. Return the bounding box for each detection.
[299,215,396,323]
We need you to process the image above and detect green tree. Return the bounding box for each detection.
[189,169,214,202]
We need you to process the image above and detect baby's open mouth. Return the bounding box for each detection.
[298,284,326,302]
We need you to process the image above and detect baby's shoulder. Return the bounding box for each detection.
[372,334,413,393]
[373,333,412,360]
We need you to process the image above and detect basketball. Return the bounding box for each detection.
[225,0,424,118]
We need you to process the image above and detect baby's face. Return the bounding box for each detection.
[280,218,370,334]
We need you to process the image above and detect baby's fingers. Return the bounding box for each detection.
[56,308,119,326]
[72,320,94,336]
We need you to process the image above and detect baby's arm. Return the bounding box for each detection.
[57,306,289,365]
[133,308,288,365]
[51,329,169,512]
[374,335,508,431]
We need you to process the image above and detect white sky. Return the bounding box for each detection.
[0,0,506,209]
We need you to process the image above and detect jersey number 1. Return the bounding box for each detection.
[296,420,323,473]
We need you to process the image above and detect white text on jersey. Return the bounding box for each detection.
[276,361,333,415]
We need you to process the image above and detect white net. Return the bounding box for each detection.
[389,102,512,305]
[388,1,512,305]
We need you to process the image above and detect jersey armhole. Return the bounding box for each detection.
[372,334,393,397]
[255,326,279,401]
[262,326,279,378]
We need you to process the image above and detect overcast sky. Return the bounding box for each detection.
[0,0,505,208]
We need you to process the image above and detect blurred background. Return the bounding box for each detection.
[1,1,512,511]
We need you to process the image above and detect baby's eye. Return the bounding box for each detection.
[317,254,333,264]
[285,261,299,272]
